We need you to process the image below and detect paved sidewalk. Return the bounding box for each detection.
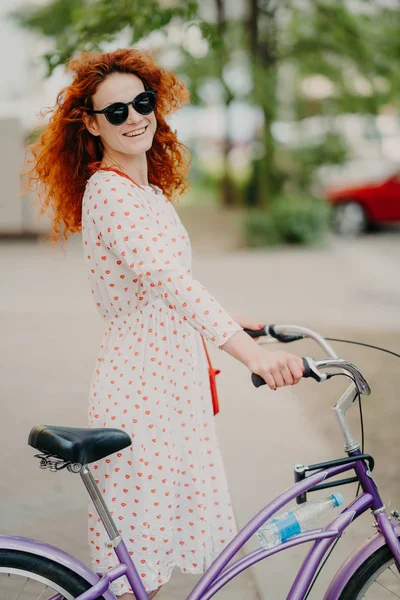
[1,228,400,598]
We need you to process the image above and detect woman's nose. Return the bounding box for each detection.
[126,103,142,123]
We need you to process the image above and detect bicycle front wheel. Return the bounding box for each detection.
[0,549,106,599]
[339,542,400,599]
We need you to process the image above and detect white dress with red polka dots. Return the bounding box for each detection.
[81,169,242,595]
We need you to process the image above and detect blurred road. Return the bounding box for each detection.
[1,227,400,598]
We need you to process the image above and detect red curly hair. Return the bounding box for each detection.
[25,48,191,244]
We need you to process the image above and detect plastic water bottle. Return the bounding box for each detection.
[257,493,344,549]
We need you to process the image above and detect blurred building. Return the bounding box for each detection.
[0,0,57,235]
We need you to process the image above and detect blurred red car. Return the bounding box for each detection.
[327,171,400,235]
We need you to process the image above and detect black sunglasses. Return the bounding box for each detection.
[88,90,157,125]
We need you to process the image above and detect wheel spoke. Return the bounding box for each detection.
[390,566,400,581]
[369,577,400,598]
[362,564,400,598]
[36,586,49,600]
[0,573,72,599]
[351,553,400,599]
[16,577,29,600]
[0,551,79,599]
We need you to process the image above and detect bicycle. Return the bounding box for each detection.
[1,324,399,599]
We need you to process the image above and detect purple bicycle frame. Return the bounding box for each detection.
[4,451,399,600]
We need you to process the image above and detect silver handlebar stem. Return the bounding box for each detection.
[313,359,371,452]
[263,325,371,454]
[332,386,362,453]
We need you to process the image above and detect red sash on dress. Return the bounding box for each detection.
[201,336,221,416]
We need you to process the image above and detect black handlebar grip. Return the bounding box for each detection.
[244,326,268,338]
[302,357,323,381]
[251,373,267,387]
[251,357,311,388]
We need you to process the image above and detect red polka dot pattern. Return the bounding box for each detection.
[81,170,242,594]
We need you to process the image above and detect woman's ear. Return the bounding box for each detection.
[82,112,100,137]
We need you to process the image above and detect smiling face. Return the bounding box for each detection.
[83,72,157,161]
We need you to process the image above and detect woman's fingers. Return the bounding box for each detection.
[271,369,285,388]
[233,315,264,330]
[280,365,295,386]
[288,358,304,382]
[256,352,304,390]
[263,372,277,390]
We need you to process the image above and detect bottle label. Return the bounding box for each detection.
[272,511,301,543]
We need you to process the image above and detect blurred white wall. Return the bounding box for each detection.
[0,0,70,131]
[0,0,65,234]
[0,118,24,233]
[0,118,51,235]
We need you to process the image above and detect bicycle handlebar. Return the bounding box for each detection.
[244,324,337,351]
[251,358,324,389]
[244,325,303,343]
[245,325,371,396]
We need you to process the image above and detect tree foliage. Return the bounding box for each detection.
[11,0,198,75]
[11,0,400,207]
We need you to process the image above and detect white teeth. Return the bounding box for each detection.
[124,127,146,137]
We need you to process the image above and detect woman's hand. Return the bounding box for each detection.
[232,315,264,331]
[221,330,304,391]
[247,348,304,391]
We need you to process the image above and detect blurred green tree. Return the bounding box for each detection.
[11,0,400,208]
[244,0,400,206]
[178,4,244,206]
[11,0,198,75]
[286,1,400,118]
[12,0,245,207]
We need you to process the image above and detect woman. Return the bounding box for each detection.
[27,48,304,599]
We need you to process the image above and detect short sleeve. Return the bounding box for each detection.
[90,175,242,347]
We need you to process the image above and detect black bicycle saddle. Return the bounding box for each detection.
[28,425,132,464]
